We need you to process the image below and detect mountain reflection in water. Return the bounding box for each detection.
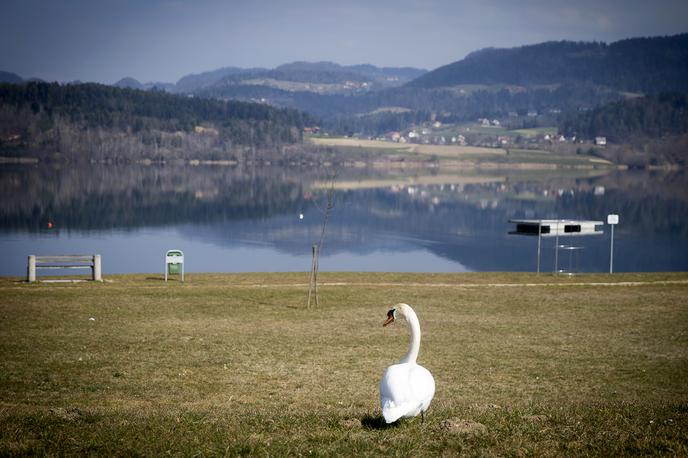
[1,163,687,276]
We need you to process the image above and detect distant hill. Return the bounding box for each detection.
[0,82,309,161]
[114,77,175,92]
[253,61,426,86]
[174,66,268,93]
[265,61,371,84]
[114,77,145,90]
[347,64,426,82]
[179,61,427,95]
[112,62,425,97]
[0,71,23,84]
[408,34,688,93]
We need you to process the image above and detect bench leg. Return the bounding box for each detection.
[27,255,36,282]
[93,255,102,281]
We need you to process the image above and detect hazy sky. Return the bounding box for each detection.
[1,0,687,84]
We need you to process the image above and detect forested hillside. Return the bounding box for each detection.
[109,62,427,97]
[174,66,268,93]
[3,34,687,164]
[560,93,688,142]
[408,35,688,93]
[0,82,310,161]
[0,71,23,84]
[192,35,688,141]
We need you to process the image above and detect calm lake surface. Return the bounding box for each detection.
[2,163,687,277]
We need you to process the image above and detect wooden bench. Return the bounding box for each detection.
[27,255,102,282]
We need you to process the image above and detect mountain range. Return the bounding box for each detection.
[128,34,687,131]
[3,33,688,150]
[112,61,428,95]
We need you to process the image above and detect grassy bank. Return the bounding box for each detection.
[1,272,687,456]
[308,136,612,168]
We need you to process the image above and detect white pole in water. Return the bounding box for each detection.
[536,222,542,274]
[554,220,560,274]
[607,214,619,274]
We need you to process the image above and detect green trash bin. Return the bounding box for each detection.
[165,250,184,282]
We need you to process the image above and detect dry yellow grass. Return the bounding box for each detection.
[0,272,686,456]
[311,173,506,190]
[409,143,507,157]
[308,137,613,169]
[309,136,506,157]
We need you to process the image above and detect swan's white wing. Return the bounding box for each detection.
[409,364,435,413]
[380,363,435,423]
[380,364,411,423]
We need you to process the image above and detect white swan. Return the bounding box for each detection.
[379,303,435,423]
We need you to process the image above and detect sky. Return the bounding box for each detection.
[1,0,687,84]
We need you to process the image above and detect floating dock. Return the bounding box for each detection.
[509,219,604,237]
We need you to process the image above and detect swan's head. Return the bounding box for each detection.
[382,303,411,327]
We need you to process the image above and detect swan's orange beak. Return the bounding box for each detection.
[383,309,395,327]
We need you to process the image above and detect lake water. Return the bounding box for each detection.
[2,163,687,277]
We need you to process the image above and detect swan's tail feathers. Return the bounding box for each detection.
[381,399,407,424]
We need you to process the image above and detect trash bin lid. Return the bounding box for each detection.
[166,250,184,263]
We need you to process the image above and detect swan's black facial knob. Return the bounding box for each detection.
[383,308,396,327]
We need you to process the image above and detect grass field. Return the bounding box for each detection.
[1,272,687,456]
[308,137,611,167]
[509,127,560,138]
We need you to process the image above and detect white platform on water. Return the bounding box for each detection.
[509,219,604,237]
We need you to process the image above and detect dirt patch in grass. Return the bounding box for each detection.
[439,418,488,437]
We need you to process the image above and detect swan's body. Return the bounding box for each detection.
[379,303,435,423]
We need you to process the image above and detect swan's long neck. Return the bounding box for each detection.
[400,307,421,364]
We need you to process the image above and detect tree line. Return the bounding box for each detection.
[559,93,688,143]
[0,82,312,160]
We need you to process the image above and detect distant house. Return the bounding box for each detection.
[194,126,219,136]
[385,131,401,142]
[595,136,607,146]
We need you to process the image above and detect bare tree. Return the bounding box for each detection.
[307,172,336,308]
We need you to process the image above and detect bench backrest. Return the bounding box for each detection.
[35,255,95,264]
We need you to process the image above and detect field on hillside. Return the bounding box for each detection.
[308,137,611,167]
[1,272,687,456]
